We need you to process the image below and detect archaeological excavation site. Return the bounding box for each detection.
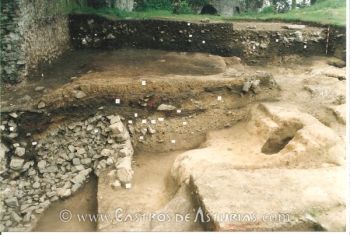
[0,0,347,233]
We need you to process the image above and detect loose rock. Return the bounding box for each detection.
[34,86,45,92]
[111,180,122,189]
[109,122,125,135]
[101,149,113,157]
[15,147,25,157]
[5,197,19,208]
[72,158,81,166]
[57,188,72,198]
[0,143,8,174]
[9,113,18,118]
[119,148,132,158]
[37,101,46,109]
[157,104,176,111]
[116,157,133,183]
[282,24,306,30]
[32,182,40,189]
[37,160,47,171]
[10,158,25,171]
[242,81,252,92]
[74,90,87,99]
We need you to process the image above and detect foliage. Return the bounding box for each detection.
[86,0,107,8]
[72,0,346,27]
[135,0,173,10]
[272,0,290,13]
[259,6,274,14]
[232,0,346,26]
[173,0,192,14]
[73,6,133,17]
[187,0,209,7]
[242,0,264,11]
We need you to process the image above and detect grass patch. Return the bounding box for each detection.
[71,0,346,27]
[229,0,346,27]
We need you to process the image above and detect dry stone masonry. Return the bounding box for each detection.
[0,112,134,231]
[0,0,72,83]
[69,15,345,64]
[1,1,346,83]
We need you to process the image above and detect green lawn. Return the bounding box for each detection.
[230,0,346,27]
[72,0,346,27]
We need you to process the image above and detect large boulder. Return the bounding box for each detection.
[150,186,204,231]
[188,167,345,231]
[171,103,345,231]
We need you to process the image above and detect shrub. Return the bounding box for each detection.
[187,0,209,7]
[259,6,274,14]
[172,0,192,14]
[136,0,173,11]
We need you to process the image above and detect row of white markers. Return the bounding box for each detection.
[114,79,223,144]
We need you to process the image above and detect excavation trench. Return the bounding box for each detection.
[0,46,279,231]
[1,100,211,232]
[34,151,204,232]
[0,42,346,232]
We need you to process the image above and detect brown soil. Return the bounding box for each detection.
[1,48,346,232]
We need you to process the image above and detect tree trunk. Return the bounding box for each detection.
[292,0,296,9]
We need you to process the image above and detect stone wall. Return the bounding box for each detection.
[1,1,26,83]
[114,0,134,11]
[0,112,134,231]
[69,14,340,64]
[207,0,243,16]
[1,0,73,83]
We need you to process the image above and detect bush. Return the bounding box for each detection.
[136,0,173,11]
[242,0,264,10]
[272,0,290,13]
[259,6,274,14]
[176,0,192,14]
[187,0,209,7]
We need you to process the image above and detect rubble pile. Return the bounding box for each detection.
[0,113,133,231]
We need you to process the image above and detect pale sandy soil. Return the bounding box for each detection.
[20,49,346,232]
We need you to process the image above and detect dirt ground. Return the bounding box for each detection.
[97,151,203,231]
[1,48,346,232]
[33,176,97,232]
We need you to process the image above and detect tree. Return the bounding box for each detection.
[291,0,296,9]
